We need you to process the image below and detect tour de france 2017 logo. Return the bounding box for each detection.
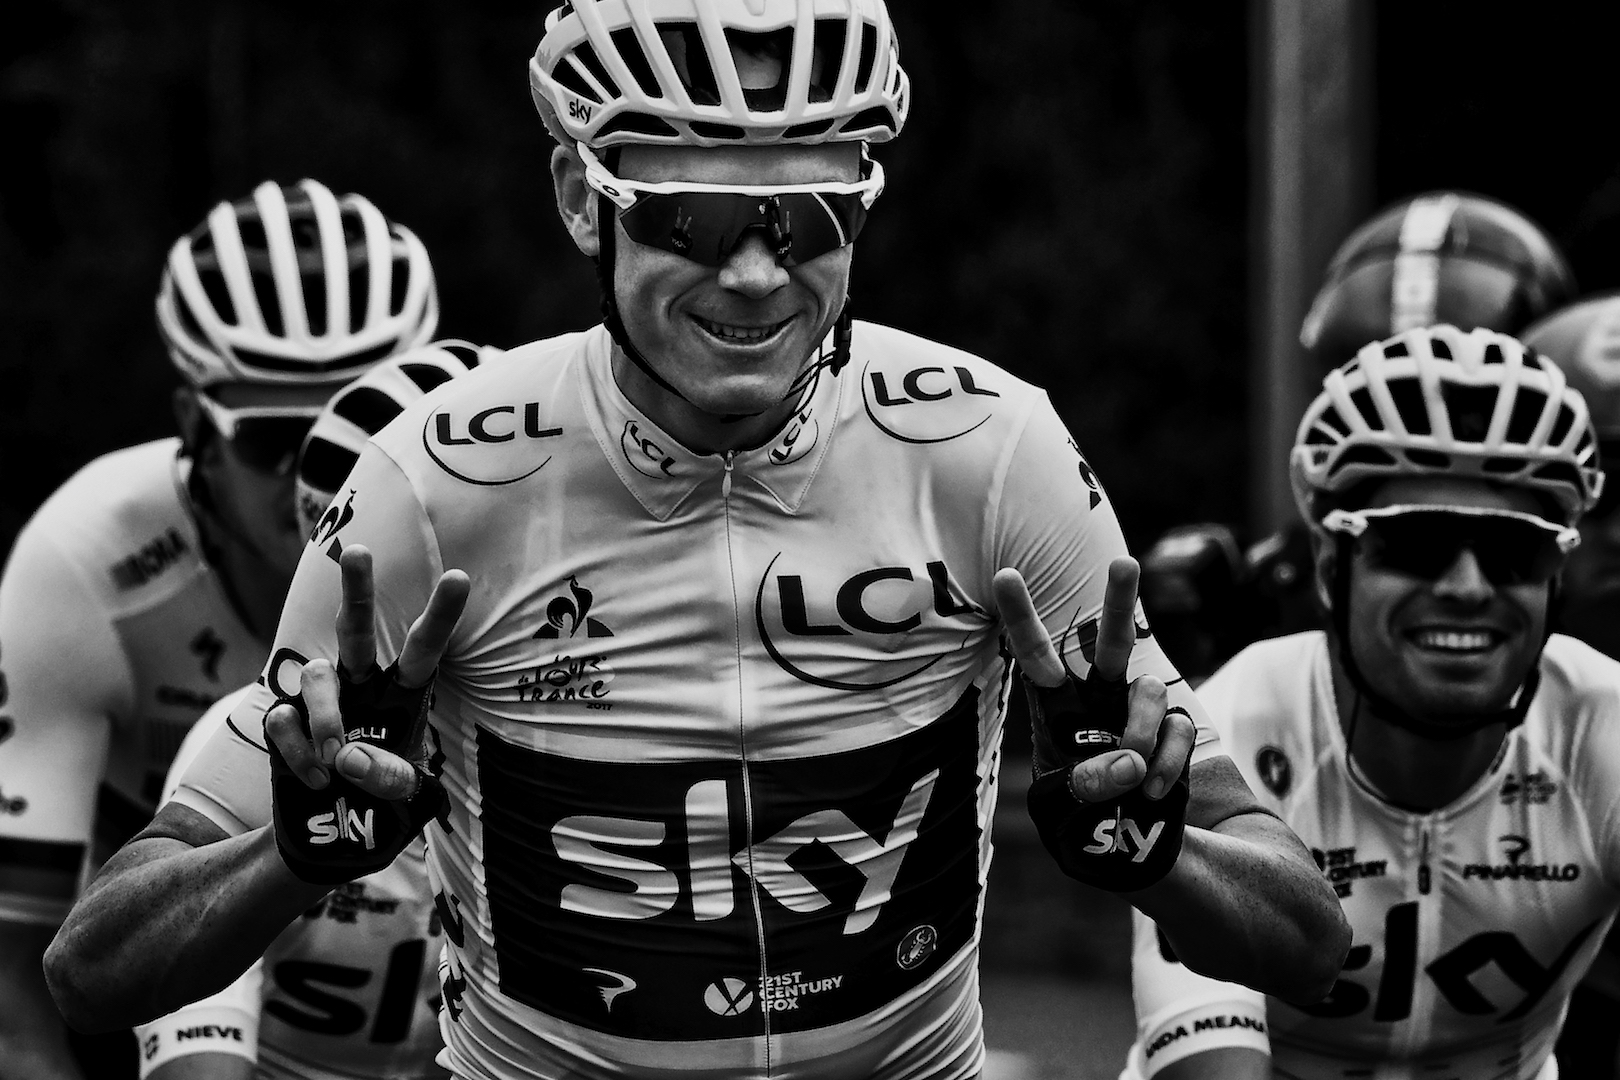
[515,576,616,706]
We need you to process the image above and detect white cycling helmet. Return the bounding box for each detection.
[1521,293,1620,442]
[157,179,439,388]
[529,0,909,149]
[1291,324,1604,525]
[296,340,495,537]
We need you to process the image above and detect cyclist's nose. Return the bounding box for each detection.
[718,230,791,299]
[1432,547,1493,602]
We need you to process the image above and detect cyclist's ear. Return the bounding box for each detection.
[1311,528,1336,611]
[172,387,211,459]
[550,144,599,259]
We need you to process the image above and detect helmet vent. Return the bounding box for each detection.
[809,20,849,103]
[661,25,717,105]
[1430,337,1453,361]
[1505,388,1548,444]
[389,252,412,316]
[784,120,836,139]
[400,362,454,392]
[1387,379,1432,435]
[573,42,620,103]
[853,22,879,93]
[1534,461,1583,492]
[1483,342,1506,365]
[1383,340,1410,359]
[596,112,680,141]
[842,106,899,137]
[726,29,793,111]
[1406,449,1450,468]
[1440,383,1498,442]
[251,266,285,338]
[349,262,371,331]
[1482,456,1526,474]
[689,120,746,140]
[1317,406,1350,439]
[1550,404,1577,446]
[1327,444,1398,477]
[333,386,405,433]
[299,437,360,494]
[610,28,663,98]
[1348,387,1382,430]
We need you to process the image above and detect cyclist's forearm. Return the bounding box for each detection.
[45,828,326,1032]
[1130,812,1348,1005]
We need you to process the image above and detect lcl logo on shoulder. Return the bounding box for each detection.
[754,554,982,690]
[861,360,1000,444]
[424,401,562,486]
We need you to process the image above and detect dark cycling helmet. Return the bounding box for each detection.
[1300,192,1575,369]
[1521,293,1620,442]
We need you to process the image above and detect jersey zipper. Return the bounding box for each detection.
[720,450,773,1071]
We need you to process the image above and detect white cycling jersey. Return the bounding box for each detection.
[171,321,1222,1080]
[0,440,265,925]
[1126,632,1620,1080]
[137,688,446,1080]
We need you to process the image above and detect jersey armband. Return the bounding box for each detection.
[135,1001,259,1078]
[1137,998,1270,1078]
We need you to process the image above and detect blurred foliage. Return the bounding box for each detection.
[0,0,1250,554]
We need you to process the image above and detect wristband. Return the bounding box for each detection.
[269,660,448,885]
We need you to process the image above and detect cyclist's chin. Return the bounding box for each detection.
[1393,640,1535,719]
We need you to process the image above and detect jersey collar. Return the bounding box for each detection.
[580,325,843,520]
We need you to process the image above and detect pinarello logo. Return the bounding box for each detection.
[704,978,754,1017]
[620,420,679,479]
[861,360,1001,444]
[423,402,562,486]
[753,554,980,691]
[896,924,937,970]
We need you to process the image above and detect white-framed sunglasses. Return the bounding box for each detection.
[1322,504,1579,585]
[195,393,321,476]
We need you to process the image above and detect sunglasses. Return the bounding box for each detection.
[1322,505,1580,586]
[197,394,319,476]
[579,144,884,268]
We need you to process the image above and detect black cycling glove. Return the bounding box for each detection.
[269,660,448,886]
[1024,666,1189,892]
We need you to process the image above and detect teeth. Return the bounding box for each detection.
[697,316,783,342]
[1413,629,1496,651]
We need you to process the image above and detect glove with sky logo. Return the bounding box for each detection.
[269,660,448,885]
[1024,667,1190,892]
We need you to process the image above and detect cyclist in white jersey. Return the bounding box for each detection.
[0,178,437,1078]
[1125,324,1618,1080]
[47,3,1349,1077]
[133,346,490,1080]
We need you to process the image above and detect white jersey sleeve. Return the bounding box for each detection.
[988,392,1220,762]
[1125,909,1268,1078]
[0,517,131,925]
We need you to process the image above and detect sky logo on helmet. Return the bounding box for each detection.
[307,796,376,850]
[861,359,1000,444]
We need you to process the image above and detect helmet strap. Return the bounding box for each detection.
[1328,534,1543,741]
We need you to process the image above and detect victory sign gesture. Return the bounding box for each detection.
[264,545,470,884]
[993,557,1196,890]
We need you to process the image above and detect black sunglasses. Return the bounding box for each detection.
[1323,506,1579,586]
[198,395,317,476]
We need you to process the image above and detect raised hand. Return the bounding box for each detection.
[995,556,1195,892]
[264,545,469,885]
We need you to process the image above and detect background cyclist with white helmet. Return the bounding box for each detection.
[0,178,437,1079]
[47,3,1347,1077]
[1126,324,1620,1080]
[1141,193,1577,680]
[133,343,489,1080]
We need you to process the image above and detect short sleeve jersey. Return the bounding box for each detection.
[186,322,1219,1080]
[143,689,446,1080]
[1126,632,1620,1080]
[0,439,265,924]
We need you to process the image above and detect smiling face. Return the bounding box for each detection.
[1339,476,1553,719]
[605,143,858,436]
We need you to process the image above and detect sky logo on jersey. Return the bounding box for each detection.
[860,360,1000,444]
[1461,834,1580,883]
[474,690,982,1041]
[754,554,982,691]
[307,796,376,850]
[423,401,561,486]
[620,420,679,479]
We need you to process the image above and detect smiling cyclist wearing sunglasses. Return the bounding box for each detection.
[0,178,437,1078]
[1125,323,1620,1080]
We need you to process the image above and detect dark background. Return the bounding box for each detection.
[3,1,1619,558]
